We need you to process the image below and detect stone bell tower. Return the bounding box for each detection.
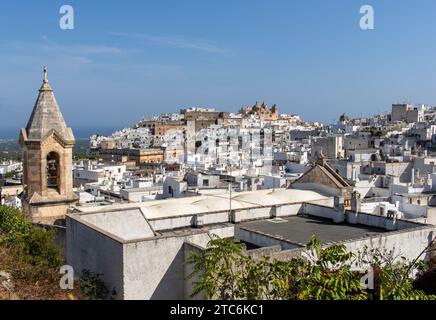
[19,67,78,224]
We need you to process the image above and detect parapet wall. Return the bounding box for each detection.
[147,197,333,232]
[301,203,425,231]
[66,215,125,299]
[239,227,303,250]
[122,224,234,300]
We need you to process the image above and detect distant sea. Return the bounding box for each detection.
[0,126,119,140]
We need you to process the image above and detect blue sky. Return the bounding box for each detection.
[1,0,436,134]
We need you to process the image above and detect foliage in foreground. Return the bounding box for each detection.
[73,153,99,161]
[0,206,117,300]
[80,269,111,300]
[0,205,62,269]
[0,245,83,300]
[186,236,436,300]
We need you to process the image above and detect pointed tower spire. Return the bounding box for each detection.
[24,66,75,142]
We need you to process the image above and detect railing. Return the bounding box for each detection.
[361,196,390,203]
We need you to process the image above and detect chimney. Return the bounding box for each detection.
[270,205,277,219]
[348,192,361,224]
[351,191,361,213]
[229,210,238,223]
[333,196,345,223]
[385,211,397,231]
[192,215,204,228]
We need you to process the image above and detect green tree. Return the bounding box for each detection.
[0,205,31,240]
[80,269,111,300]
[300,236,368,300]
[186,237,248,299]
[73,153,98,161]
[0,205,62,268]
[357,243,436,300]
[4,170,18,179]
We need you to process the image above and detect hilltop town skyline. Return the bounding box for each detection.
[2,1,436,129]
[0,68,432,140]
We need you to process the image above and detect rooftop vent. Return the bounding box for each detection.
[267,218,287,224]
[192,215,204,228]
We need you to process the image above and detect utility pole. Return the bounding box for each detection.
[227,159,232,214]
[229,181,232,213]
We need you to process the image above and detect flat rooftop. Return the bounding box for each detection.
[73,188,329,219]
[240,215,388,247]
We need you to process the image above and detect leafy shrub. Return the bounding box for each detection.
[0,205,31,237]
[414,268,436,295]
[80,269,110,300]
[0,205,62,269]
[74,153,99,160]
[4,170,18,179]
[12,227,63,268]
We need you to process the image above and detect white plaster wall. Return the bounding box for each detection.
[148,215,194,231]
[197,212,229,226]
[123,236,186,300]
[302,203,338,219]
[235,207,272,221]
[66,216,125,299]
[343,227,435,265]
[275,203,303,217]
[310,197,334,207]
[147,199,332,231]
[186,225,235,248]
[292,183,340,197]
[425,207,436,225]
[183,243,205,300]
[122,225,234,300]
[239,228,302,250]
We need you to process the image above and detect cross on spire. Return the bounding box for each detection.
[43,66,48,83]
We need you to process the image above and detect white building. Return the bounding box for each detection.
[73,160,127,186]
[163,176,188,198]
[0,161,22,175]
[66,188,436,300]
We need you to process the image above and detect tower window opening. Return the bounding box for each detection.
[46,152,60,191]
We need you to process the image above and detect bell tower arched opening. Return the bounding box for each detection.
[46,151,60,191]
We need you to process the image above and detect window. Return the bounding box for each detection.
[203,179,209,187]
[417,199,421,205]
[46,152,60,191]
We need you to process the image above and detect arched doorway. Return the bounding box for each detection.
[46,152,60,191]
